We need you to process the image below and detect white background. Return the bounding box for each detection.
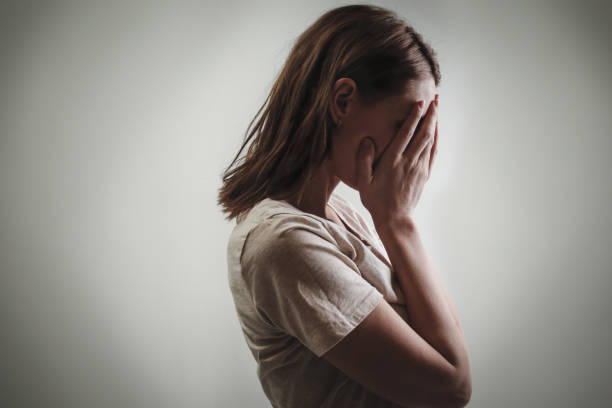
[1,1,611,407]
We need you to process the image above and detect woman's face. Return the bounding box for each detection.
[329,77,437,190]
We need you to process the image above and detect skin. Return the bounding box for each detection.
[285,76,437,223]
[285,77,472,406]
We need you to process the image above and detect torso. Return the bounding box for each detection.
[227,193,408,408]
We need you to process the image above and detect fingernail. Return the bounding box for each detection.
[434,95,439,107]
[416,100,424,111]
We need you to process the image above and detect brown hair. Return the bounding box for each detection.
[217,4,441,221]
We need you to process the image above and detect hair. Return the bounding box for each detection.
[217,4,441,222]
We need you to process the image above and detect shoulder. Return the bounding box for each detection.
[241,212,334,265]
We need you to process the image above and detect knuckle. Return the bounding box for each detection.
[392,154,404,168]
[408,156,419,169]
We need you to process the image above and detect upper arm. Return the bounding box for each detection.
[242,219,469,407]
[322,299,469,408]
[241,221,386,357]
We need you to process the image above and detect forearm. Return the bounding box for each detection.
[375,217,469,373]
[441,280,464,334]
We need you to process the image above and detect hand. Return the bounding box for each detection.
[355,95,439,227]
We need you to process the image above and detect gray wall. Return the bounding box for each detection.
[1,1,611,407]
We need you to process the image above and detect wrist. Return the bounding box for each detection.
[373,215,418,240]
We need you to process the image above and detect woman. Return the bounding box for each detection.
[218,5,471,407]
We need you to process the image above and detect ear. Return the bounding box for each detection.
[329,77,358,126]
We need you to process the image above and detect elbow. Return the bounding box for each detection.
[430,378,470,408]
[448,367,472,407]
[452,383,471,407]
[403,367,471,408]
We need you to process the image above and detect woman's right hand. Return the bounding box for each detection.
[355,95,439,228]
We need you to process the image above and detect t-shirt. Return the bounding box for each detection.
[226,191,411,408]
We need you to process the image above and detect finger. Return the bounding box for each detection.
[384,100,424,165]
[406,100,438,166]
[418,137,433,168]
[428,118,438,175]
[356,136,375,189]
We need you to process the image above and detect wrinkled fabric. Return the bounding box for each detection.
[226,191,409,407]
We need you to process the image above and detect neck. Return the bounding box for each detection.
[285,160,340,219]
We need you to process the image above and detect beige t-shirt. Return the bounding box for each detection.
[226,191,410,408]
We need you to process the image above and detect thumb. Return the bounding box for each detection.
[356,137,374,189]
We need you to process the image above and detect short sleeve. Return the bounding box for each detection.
[241,219,384,357]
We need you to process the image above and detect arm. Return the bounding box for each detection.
[375,217,471,399]
[399,254,464,335]
[442,279,464,334]
[322,216,471,407]
[322,95,471,407]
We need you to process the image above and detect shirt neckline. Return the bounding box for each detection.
[263,194,371,245]
[326,198,371,245]
[259,194,392,268]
